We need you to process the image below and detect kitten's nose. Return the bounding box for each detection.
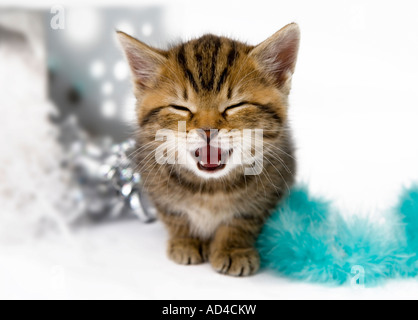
[203,129,217,143]
[194,129,220,163]
[204,130,211,143]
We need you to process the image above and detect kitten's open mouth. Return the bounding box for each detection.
[194,146,232,172]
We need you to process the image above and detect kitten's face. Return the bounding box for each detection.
[118,24,300,182]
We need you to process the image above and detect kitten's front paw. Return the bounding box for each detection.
[210,248,260,277]
[167,238,208,265]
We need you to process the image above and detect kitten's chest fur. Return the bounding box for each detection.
[145,175,244,238]
[171,192,238,238]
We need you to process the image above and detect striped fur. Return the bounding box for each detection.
[118,23,300,276]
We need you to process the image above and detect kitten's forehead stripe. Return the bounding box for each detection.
[216,68,228,93]
[227,86,233,100]
[193,35,222,91]
[227,42,238,67]
[185,69,200,93]
[216,43,239,92]
[176,44,187,68]
[176,35,242,95]
[177,44,200,93]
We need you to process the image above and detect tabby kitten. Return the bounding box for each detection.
[117,23,300,277]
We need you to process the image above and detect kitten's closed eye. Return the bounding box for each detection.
[169,105,192,114]
[223,102,249,115]
[169,103,249,116]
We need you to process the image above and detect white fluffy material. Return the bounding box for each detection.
[0,12,70,243]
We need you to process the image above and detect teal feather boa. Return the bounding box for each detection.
[257,186,418,286]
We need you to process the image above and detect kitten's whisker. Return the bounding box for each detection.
[252,156,282,198]
[245,136,294,173]
[262,155,290,193]
[142,145,178,188]
[132,148,158,172]
[251,138,296,161]
[264,151,293,175]
[250,159,268,199]
[127,141,159,160]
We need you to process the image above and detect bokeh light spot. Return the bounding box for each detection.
[142,23,153,37]
[67,8,101,45]
[101,100,117,118]
[90,60,106,78]
[114,60,129,81]
[102,82,114,96]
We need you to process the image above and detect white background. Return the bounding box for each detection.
[1,0,418,299]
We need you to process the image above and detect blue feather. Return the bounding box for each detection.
[257,186,418,286]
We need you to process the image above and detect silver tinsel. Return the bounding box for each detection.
[59,116,157,224]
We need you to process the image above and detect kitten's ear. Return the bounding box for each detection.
[116,31,167,90]
[250,23,300,88]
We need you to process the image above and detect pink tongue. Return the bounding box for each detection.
[199,145,222,168]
